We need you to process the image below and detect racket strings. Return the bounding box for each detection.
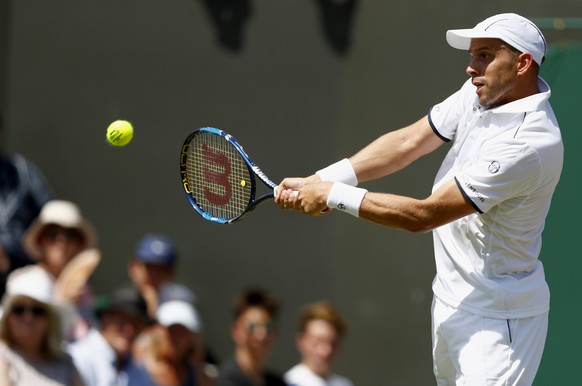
[185,132,252,220]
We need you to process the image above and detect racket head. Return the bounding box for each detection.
[180,127,266,224]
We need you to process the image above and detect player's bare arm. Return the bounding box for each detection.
[359,179,476,233]
[276,115,444,210]
[349,115,445,183]
[285,177,475,231]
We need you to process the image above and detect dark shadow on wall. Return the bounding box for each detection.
[197,0,253,53]
[196,0,359,56]
[313,0,358,57]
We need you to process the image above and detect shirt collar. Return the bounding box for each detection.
[487,77,551,114]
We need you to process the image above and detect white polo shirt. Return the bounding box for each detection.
[428,77,563,319]
[284,363,354,386]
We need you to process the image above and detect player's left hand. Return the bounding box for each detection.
[280,182,333,216]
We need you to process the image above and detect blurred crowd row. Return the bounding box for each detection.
[0,114,354,386]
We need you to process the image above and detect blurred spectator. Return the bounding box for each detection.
[0,111,54,298]
[216,288,286,386]
[284,301,353,386]
[0,265,84,385]
[68,286,154,386]
[134,299,215,386]
[21,199,99,341]
[128,233,194,318]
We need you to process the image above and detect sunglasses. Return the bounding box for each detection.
[246,321,275,334]
[11,304,48,318]
[42,225,83,243]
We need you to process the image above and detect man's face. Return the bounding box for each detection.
[297,319,341,377]
[167,323,202,360]
[232,306,277,357]
[128,260,174,291]
[100,311,147,359]
[38,225,85,277]
[466,38,521,108]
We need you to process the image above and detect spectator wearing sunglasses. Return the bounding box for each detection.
[21,200,99,341]
[23,199,97,281]
[216,288,287,386]
[0,264,84,385]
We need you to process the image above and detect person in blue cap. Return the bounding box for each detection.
[127,233,195,318]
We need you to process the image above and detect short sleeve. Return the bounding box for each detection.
[455,139,541,213]
[428,79,475,142]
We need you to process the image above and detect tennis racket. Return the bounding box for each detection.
[180,127,285,224]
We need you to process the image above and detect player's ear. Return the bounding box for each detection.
[516,52,535,74]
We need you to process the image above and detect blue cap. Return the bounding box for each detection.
[135,233,177,266]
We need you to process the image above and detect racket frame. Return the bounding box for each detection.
[180,127,277,224]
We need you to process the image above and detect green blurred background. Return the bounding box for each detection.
[1,1,580,384]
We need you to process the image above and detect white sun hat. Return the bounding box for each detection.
[23,200,97,261]
[446,13,547,65]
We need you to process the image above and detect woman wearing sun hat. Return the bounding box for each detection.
[21,199,100,342]
[0,265,85,385]
[22,199,97,280]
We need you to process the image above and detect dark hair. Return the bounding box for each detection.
[94,286,150,321]
[232,287,280,321]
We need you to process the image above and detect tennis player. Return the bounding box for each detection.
[275,13,563,385]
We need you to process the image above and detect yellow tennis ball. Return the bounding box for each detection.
[106,120,133,146]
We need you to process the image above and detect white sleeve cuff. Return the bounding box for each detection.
[316,158,358,186]
[326,182,367,217]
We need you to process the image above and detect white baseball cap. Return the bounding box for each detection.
[156,300,202,333]
[446,13,547,65]
[4,265,55,305]
[0,265,57,319]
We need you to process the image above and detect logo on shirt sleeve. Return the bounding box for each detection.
[488,161,501,174]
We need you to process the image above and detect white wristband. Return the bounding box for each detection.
[316,158,358,186]
[326,182,367,217]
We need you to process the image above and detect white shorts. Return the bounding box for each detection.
[431,296,548,386]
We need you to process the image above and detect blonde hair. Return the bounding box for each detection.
[0,295,64,360]
[298,301,349,337]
